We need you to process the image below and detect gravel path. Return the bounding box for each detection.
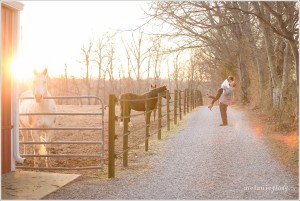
[44,106,298,200]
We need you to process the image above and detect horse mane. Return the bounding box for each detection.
[119,86,167,100]
[147,86,167,97]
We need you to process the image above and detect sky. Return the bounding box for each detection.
[16,1,150,80]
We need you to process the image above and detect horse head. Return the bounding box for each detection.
[33,68,48,103]
[151,84,157,89]
[162,86,171,100]
[151,85,171,100]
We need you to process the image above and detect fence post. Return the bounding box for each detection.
[197,90,199,108]
[123,100,129,167]
[178,90,182,120]
[195,90,198,107]
[158,92,162,140]
[108,94,116,178]
[199,90,203,106]
[195,90,197,108]
[194,90,197,108]
[174,90,178,125]
[167,90,170,131]
[187,89,190,113]
[197,90,200,107]
[145,94,150,151]
[193,89,196,110]
[191,89,194,110]
[184,89,186,115]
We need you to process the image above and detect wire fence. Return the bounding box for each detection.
[16,90,202,175]
[107,89,203,178]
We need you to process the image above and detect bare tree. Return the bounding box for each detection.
[93,32,117,103]
[250,2,298,86]
[64,64,69,104]
[146,1,298,106]
[171,51,181,90]
[123,29,149,93]
[79,38,93,104]
[106,41,116,94]
[149,36,163,85]
[70,76,83,105]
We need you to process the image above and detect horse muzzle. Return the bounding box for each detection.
[35,95,43,103]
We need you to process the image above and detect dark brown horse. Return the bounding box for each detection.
[119,85,170,127]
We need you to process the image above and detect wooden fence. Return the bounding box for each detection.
[108,89,203,178]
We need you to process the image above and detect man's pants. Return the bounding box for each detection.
[209,88,223,106]
[219,102,228,125]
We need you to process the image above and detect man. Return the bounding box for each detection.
[208,76,234,110]
[219,81,236,126]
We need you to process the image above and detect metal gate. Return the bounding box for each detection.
[16,96,105,171]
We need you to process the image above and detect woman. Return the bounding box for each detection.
[208,76,234,110]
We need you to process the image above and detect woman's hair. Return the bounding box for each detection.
[228,76,234,81]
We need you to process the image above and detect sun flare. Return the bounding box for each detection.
[11,56,33,83]
[11,55,53,86]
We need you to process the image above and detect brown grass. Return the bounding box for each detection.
[246,106,299,176]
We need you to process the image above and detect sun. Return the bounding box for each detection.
[11,55,34,83]
[11,54,51,86]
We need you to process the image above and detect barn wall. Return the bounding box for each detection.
[1,3,22,174]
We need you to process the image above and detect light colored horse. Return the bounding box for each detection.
[19,68,56,167]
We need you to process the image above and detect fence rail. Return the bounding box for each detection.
[16,95,105,171]
[16,91,202,175]
[19,127,103,131]
[108,88,203,178]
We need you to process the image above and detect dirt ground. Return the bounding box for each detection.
[17,102,176,177]
[17,102,298,180]
[44,105,298,200]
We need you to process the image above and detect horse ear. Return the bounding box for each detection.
[43,68,48,76]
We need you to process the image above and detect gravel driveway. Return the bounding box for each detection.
[44,106,298,200]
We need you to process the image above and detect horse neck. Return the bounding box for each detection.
[149,87,164,97]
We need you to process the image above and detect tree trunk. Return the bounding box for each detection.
[288,39,299,86]
[280,41,291,108]
[237,53,250,104]
[64,64,69,105]
[238,2,265,103]
[95,61,102,105]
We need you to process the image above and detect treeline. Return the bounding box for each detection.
[59,29,213,105]
[46,77,210,106]
[145,1,298,130]
[19,2,298,131]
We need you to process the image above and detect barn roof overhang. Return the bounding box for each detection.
[2,1,24,11]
